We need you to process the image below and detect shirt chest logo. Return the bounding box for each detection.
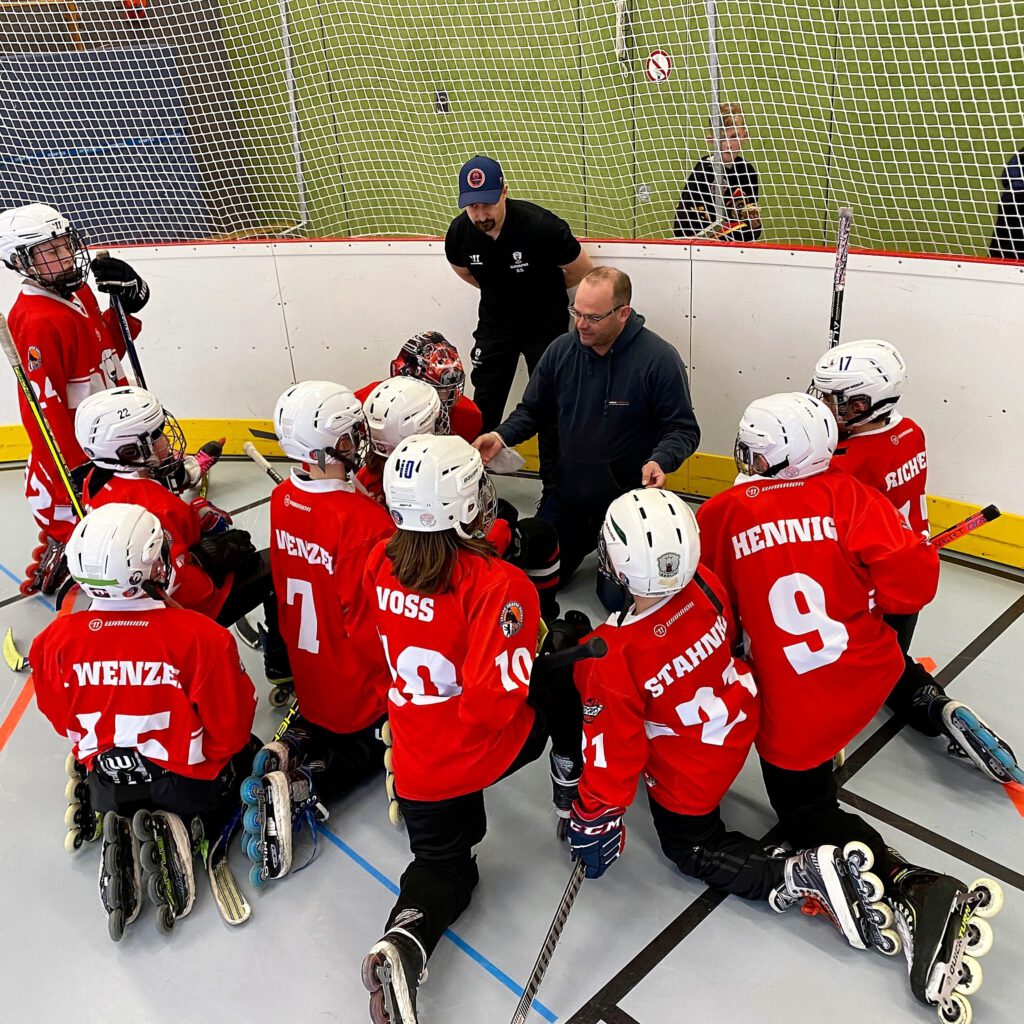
[510,251,529,273]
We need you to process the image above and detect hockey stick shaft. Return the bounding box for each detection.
[828,207,854,349]
[510,861,586,1024]
[930,504,1000,550]
[94,250,147,388]
[0,312,85,518]
[243,441,284,484]
[531,635,608,681]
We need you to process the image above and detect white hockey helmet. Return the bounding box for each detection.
[598,489,700,598]
[74,386,187,482]
[810,339,907,431]
[364,377,442,457]
[384,433,496,538]
[0,203,90,295]
[274,380,369,470]
[65,503,170,600]
[734,392,838,480]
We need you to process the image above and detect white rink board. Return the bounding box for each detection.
[0,240,1020,511]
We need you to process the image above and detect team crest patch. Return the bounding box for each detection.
[500,600,524,637]
[27,346,41,371]
[582,698,604,723]
[391,509,404,526]
[467,168,486,188]
[656,552,680,578]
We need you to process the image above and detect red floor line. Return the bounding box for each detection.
[0,676,34,753]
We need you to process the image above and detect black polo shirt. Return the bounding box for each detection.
[445,198,581,342]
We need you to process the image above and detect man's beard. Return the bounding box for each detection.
[472,219,495,234]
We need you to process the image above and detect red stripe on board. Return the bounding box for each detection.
[0,675,34,754]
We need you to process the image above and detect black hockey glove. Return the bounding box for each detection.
[189,529,258,586]
[92,254,150,314]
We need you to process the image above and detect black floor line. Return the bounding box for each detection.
[567,594,1024,1024]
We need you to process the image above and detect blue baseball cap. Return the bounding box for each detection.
[458,156,504,208]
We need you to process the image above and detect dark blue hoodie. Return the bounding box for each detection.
[496,310,700,507]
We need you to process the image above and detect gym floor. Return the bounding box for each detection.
[0,463,1021,1024]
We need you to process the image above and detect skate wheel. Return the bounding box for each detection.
[867,901,894,930]
[102,812,121,844]
[385,774,397,802]
[938,992,972,1024]
[156,905,175,934]
[969,878,1003,919]
[253,750,277,776]
[245,835,263,862]
[858,870,884,903]
[842,840,874,871]
[556,816,570,842]
[240,775,263,805]
[104,842,122,874]
[381,720,392,746]
[64,802,82,828]
[268,686,291,708]
[107,908,125,943]
[141,840,160,870]
[65,828,83,855]
[131,810,154,842]
[955,955,982,996]
[65,777,83,802]
[65,752,81,778]
[965,917,993,958]
[388,801,404,828]
[242,805,263,834]
[875,927,901,956]
[249,863,268,889]
[383,747,393,772]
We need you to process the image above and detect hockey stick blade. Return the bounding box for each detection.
[207,809,251,925]
[248,427,279,441]
[233,615,262,649]
[2,628,28,673]
[930,505,1000,551]
[243,441,284,484]
[509,861,586,1024]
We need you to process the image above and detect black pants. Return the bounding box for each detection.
[648,792,784,901]
[760,757,901,882]
[471,329,559,490]
[284,713,385,803]
[88,738,260,837]
[883,612,944,737]
[214,548,289,666]
[385,715,549,958]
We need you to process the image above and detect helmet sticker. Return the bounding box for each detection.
[656,552,680,578]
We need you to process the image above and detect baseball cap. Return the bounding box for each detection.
[458,156,504,208]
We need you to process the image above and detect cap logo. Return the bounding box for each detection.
[467,168,486,189]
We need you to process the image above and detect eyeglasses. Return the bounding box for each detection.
[568,304,624,325]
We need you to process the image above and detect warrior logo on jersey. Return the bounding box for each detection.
[656,552,680,578]
[653,623,667,638]
[89,618,103,632]
[500,601,524,637]
[582,698,604,723]
[27,346,41,371]
[746,485,760,498]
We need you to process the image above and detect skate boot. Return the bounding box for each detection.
[886,859,1003,1023]
[132,809,197,932]
[260,622,294,708]
[381,720,403,828]
[98,812,142,942]
[21,532,68,596]
[64,753,103,854]
[361,927,428,1024]
[551,749,581,842]
[916,686,1024,785]
[770,842,900,954]
[240,766,327,887]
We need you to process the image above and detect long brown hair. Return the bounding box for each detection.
[385,527,494,594]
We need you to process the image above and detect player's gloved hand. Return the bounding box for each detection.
[541,611,593,656]
[568,802,626,880]
[189,528,258,586]
[192,497,232,535]
[92,254,150,314]
[193,437,224,477]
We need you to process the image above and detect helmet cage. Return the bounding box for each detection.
[734,436,786,478]
[10,226,91,297]
[807,383,896,431]
[316,417,370,474]
[390,332,466,410]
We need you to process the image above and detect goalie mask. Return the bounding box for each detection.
[0,203,90,298]
[274,380,369,472]
[363,376,442,457]
[734,392,837,480]
[65,503,171,601]
[598,489,700,598]
[390,332,465,432]
[74,387,187,485]
[809,339,907,433]
[384,433,496,539]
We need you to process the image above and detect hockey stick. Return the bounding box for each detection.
[93,250,146,389]
[509,860,586,1024]
[930,505,1000,550]
[828,207,854,349]
[531,634,608,680]
[243,441,284,485]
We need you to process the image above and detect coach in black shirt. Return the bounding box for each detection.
[445,155,593,487]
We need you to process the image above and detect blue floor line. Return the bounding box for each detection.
[0,561,54,612]
[317,822,559,1023]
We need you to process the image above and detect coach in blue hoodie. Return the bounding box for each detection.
[474,266,700,607]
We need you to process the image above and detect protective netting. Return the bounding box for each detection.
[0,0,1021,257]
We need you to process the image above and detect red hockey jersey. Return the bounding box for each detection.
[364,542,538,801]
[355,380,483,444]
[271,472,394,734]
[85,470,231,619]
[7,282,134,541]
[31,598,256,779]
[696,468,939,770]
[832,414,929,538]
[576,570,759,817]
